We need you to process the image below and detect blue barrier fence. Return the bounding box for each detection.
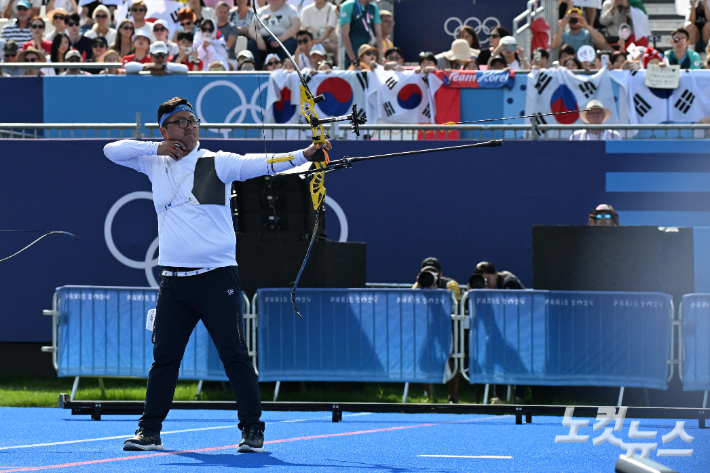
[256,289,455,383]
[54,286,248,381]
[680,295,710,392]
[467,290,673,390]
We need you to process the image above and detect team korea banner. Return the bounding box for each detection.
[265,70,368,138]
[524,68,619,129]
[367,68,434,124]
[616,69,710,124]
[115,0,185,37]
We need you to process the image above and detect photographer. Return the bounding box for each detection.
[552,7,611,52]
[468,261,525,404]
[172,31,202,71]
[413,257,461,404]
[588,204,620,226]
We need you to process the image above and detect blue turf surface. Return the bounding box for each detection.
[0,407,708,472]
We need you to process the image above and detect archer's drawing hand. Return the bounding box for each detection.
[304,141,332,162]
[157,140,187,160]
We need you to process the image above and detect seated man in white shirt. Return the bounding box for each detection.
[570,100,622,141]
[125,41,188,76]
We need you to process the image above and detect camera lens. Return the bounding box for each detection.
[569,17,578,24]
[468,274,487,289]
[417,271,436,288]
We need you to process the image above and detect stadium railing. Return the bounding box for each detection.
[679,295,710,408]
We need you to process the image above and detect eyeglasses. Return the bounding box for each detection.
[67,22,80,27]
[296,39,310,45]
[489,33,500,38]
[201,27,214,33]
[180,21,193,27]
[265,61,279,66]
[93,43,107,48]
[672,36,687,43]
[151,53,167,58]
[95,14,108,19]
[16,6,28,11]
[131,8,146,12]
[30,24,45,29]
[153,27,166,32]
[53,15,65,21]
[163,118,201,129]
[120,25,134,31]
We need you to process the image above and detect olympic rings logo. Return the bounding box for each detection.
[105,192,350,287]
[444,16,501,46]
[195,80,265,139]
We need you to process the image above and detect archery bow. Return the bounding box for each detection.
[0,230,79,263]
[252,3,366,319]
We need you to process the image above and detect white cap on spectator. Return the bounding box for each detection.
[443,39,472,62]
[133,27,153,42]
[153,19,169,30]
[237,49,254,62]
[264,53,280,63]
[310,44,326,57]
[65,49,82,61]
[500,36,517,48]
[150,41,169,55]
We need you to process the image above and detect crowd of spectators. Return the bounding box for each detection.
[0,0,706,76]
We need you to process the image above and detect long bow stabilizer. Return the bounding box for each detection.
[0,230,79,263]
[252,3,367,319]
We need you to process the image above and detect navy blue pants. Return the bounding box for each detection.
[139,266,264,433]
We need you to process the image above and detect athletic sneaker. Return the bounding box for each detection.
[123,427,164,451]
[238,425,265,452]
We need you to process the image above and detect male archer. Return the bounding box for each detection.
[104,97,330,453]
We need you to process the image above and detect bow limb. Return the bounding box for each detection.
[0,231,79,263]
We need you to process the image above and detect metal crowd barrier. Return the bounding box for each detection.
[679,295,710,408]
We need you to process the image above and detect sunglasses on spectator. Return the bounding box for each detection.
[387,54,401,61]
[154,27,166,32]
[16,6,28,11]
[53,15,65,21]
[201,27,214,33]
[93,43,107,48]
[67,22,80,27]
[595,213,612,220]
[131,8,146,12]
[25,57,38,62]
[362,51,376,56]
[151,53,167,58]
[265,61,279,66]
[67,57,80,63]
[296,39,310,44]
[163,118,201,129]
[95,14,108,19]
[5,52,17,57]
[489,33,500,38]
[120,25,134,30]
[672,36,687,43]
[30,23,45,29]
[180,21,193,27]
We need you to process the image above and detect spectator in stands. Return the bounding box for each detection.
[256,0,300,62]
[642,47,665,69]
[309,43,326,69]
[23,16,51,54]
[229,0,264,67]
[215,2,237,61]
[17,46,45,75]
[686,0,710,48]
[121,27,152,66]
[563,56,582,69]
[84,5,116,45]
[301,0,338,60]
[82,36,107,74]
[50,32,70,73]
[174,8,198,43]
[552,7,611,52]
[65,12,92,60]
[77,3,92,35]
[60,48,90,75]
[665,27,702,69]
[588,204,619,226]
[608,50,626,68]
[1,0,33,45]
[194,19,229,71]
[152,20,178,58]
[414,51,437,74]
[173,31,203,71]
[570,100,621,140]
[111,19,134,59]
[378,9,394,51]
[294,29,313,70]
[531,47,550,68]
[382,46,404,71]
[282,56,295,71]
[209,59,226,71]
[477,25,509,67]
[600,0,632,44]
[45,8,68,41]
[558,43,576,65]
[126,41,188,75]
[487,55,507,70]
[98,49,123,75]
[238,57,255,70]
[348,43,378,71]
[1,40,23,76]
[457,24,481,55]
[46,0,77,16]
[339,0,383,69]
[317,59,332,72]
[497,36,529,70]
[438,39,475,70]
[3,0,39,19]
[129,1,154,41]
[263,53,281,70]
[189,0,216,28]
